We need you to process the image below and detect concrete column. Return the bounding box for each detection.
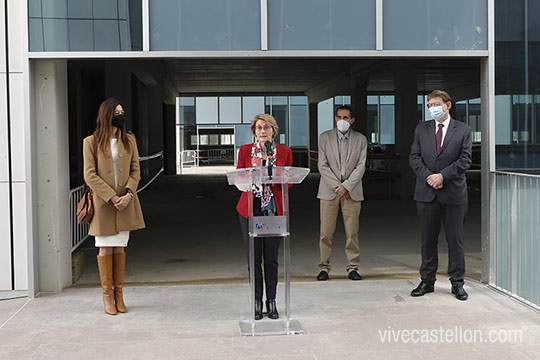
[308,101,318,172]
[350,76,368,136]
[163,103,176,175]
[394,63,417,199]
[33,60,72,292]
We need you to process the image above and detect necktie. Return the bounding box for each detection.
[436,123,444,153]
[340,136,348,181]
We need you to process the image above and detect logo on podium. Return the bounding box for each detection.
[253,216,287,235]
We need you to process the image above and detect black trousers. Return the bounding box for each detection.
[416,199,467,286]
[239,214,281,302]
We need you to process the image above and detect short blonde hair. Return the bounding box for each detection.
[250,114,279,138]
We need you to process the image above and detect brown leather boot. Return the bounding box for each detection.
[113,252,127,313]
[97,255,117,315]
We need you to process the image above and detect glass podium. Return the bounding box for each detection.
[227,166,310,336]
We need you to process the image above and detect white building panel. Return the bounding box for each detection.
[0,183,12,290]
[0,74,8,182]
[13,182,28,290]
[9,73,26,182]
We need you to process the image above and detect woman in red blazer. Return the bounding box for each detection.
[237,114,293,320]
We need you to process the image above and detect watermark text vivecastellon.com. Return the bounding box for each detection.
[379,326,523,344]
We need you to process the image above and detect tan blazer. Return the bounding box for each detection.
[83,134,145,236]
[317,128,368,201]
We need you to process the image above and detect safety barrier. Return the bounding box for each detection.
[491,171,540,310]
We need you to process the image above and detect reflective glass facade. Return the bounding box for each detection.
[384,0,487,50]
[150,0,260,50]
[495,0,540,170]
[268,0,375,50]
[28,0,142,51]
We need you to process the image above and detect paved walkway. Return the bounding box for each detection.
[74,174,482,285]
[1,279,539,359]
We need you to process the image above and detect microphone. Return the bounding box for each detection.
[265,141,273,179]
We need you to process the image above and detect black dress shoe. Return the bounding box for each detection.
[316,271,329,281]
[255,300,263,320]
[348,270,362,280]
[451,285,469,301]
[410,281,435,297]
[266,299,279,319]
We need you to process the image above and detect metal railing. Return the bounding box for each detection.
[70,151,164,252]
[490,171,540,310]
[180,150,198,170]
[69,186,90,252]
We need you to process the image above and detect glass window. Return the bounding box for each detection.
[29,19,44,52]
[29,0,142,51]
[29,0,42,18]
[221,134,232,145]
[42,0,67,18]
[268,0,376,50]
[379,96,395,145]
[367,96,378,144]
[454,101,467,123]
[94,20,120,51]
[468,98,481,144]
[318,98,334,138]
[266,97,288,145]
[178,97,195,125]
[384,0,487,50]
[219,97,241,124]
[196,97,219,124]
[242,97,265,124]
[209,134,219,146]
[334,95,352,114]
[495,0,540,170]
[417,95,425,122]
[289,96,308,147]
[43,19,69,51]
[68,20,94,51]
[93,0,118,19]
[200,135,209,146]
[190,135,198,146]
[67,0,93,18]
[150,0,260,50]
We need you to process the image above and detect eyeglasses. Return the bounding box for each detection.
[427,102,444,108]
[255,125,272,132]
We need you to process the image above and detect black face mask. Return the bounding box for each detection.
[112,114,125,128]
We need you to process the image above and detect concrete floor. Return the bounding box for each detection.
[74,172,482,286]
[1,280,539,359]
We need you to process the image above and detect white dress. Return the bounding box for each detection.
[95,138,130,247]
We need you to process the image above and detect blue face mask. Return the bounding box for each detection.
[429,106,446,121]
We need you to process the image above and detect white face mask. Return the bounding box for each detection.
[336,119,351,133]
[429,106,447,121]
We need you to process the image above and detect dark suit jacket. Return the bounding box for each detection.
[409,118,472,205]
[236,143,293,218]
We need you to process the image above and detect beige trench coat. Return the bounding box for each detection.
[83,133,146,236]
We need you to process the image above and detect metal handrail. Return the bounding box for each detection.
[70,150,164,252]
[492,170,540,179]
[137,151,164,193]
[139,151,163,162]
[69,185,90,252]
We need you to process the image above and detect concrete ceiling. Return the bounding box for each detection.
[163,57,482,100]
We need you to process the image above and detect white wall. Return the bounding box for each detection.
[0,0,30,292]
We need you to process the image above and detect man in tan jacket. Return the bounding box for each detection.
[317,105,367,281]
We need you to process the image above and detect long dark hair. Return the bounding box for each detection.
[93,98,131,154]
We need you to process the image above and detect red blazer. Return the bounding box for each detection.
[236,143,293,218]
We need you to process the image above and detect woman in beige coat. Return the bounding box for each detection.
[83,98,145,315]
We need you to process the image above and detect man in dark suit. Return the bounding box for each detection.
[409,90,472,301]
